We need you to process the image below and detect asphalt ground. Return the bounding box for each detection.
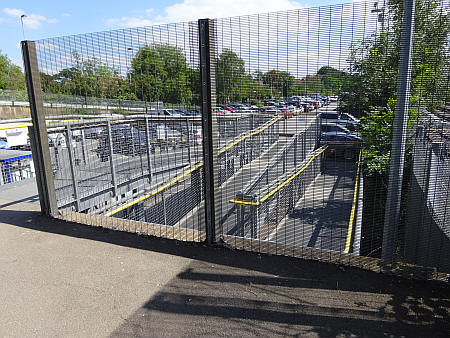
[0,180,449,337]
[271,159,356,252]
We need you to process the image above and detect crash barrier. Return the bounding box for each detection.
[44,114,272,212]
[0,89,197,111]
[233,116,319,200]
[228,145,363,255]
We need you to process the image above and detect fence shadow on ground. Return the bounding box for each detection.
[110,252,449,337]
[1,209,448,337]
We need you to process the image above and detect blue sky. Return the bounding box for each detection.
[0,0,357,68]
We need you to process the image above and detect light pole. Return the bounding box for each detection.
[20,14,27,40]
[371,1,386,32]
[127,47,133,83]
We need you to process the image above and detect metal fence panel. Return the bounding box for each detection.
[21,0,450,280]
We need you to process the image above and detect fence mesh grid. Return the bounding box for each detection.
[19,0,450,279]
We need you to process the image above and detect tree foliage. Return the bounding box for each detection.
[216,49,249,104]
[360,97,420,177]
[41,51,137,100]
[130,44,192,104]
[296,66,350,97]
[342,0,449,178]
[341,0,450,114]
[0,51,25,91]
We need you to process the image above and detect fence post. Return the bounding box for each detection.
[80,129,87,164]
[250,195,258,239]
[65,125,81,211]
[22,41,58,216]
[107,121,118,196]
[185,117,192,165]
[382,0,416,263]
[144,117,154,183]
[199,18,220,245]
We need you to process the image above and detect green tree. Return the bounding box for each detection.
[317,66,349,95]
[262,70,283,98]
[0,51,25,91]
[345,1,450,257]
[42,52,137,100]
[342,0,450,114]
[130,44,192,104]
[216,49,248,104]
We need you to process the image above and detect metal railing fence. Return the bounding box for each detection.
[21,0,450,280]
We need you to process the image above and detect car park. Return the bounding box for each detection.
[339,112,360,124]
[320,111,361,131]
[96,125,155,161]
[320,123,362,139]
[320,131,361,160]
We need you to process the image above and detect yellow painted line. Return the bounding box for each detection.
[230,146,328,206]
[343,150,363,254]
[105,162,204,217]
[0,123,32,130]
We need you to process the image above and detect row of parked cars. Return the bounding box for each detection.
[96,123,202,161]
[319,110,362,157]
[214,95,334,116]
[145,108,201,116]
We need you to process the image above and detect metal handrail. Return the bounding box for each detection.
[344,150,363,253]
[104,115,281,216]
[230,145,328,206]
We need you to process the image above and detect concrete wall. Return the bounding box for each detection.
[0,106,31,120]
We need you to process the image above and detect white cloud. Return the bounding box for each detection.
[107,0,307,27]
[3,8,24,17]
[156,0,306,22]
[2,8,58,29]
[61,13,71,17]
[107,16,154,27]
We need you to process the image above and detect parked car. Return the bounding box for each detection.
[320,111,361,131]
[155,124,186,147]
[321,132,361,159]
[96,125,154,161]
[339,112,360,124]
[0,138,9,149]
[321,131,362,142]
[320,123,362,139]
[191,126,202,145]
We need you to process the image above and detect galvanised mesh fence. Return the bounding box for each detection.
[22,0,450,280]
[405,113,450,272]
[0,149,34,185]
[32,22,208,240]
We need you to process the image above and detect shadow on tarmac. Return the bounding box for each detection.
[1,208,449,337]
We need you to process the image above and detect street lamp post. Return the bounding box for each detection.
[20,14,27,40]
